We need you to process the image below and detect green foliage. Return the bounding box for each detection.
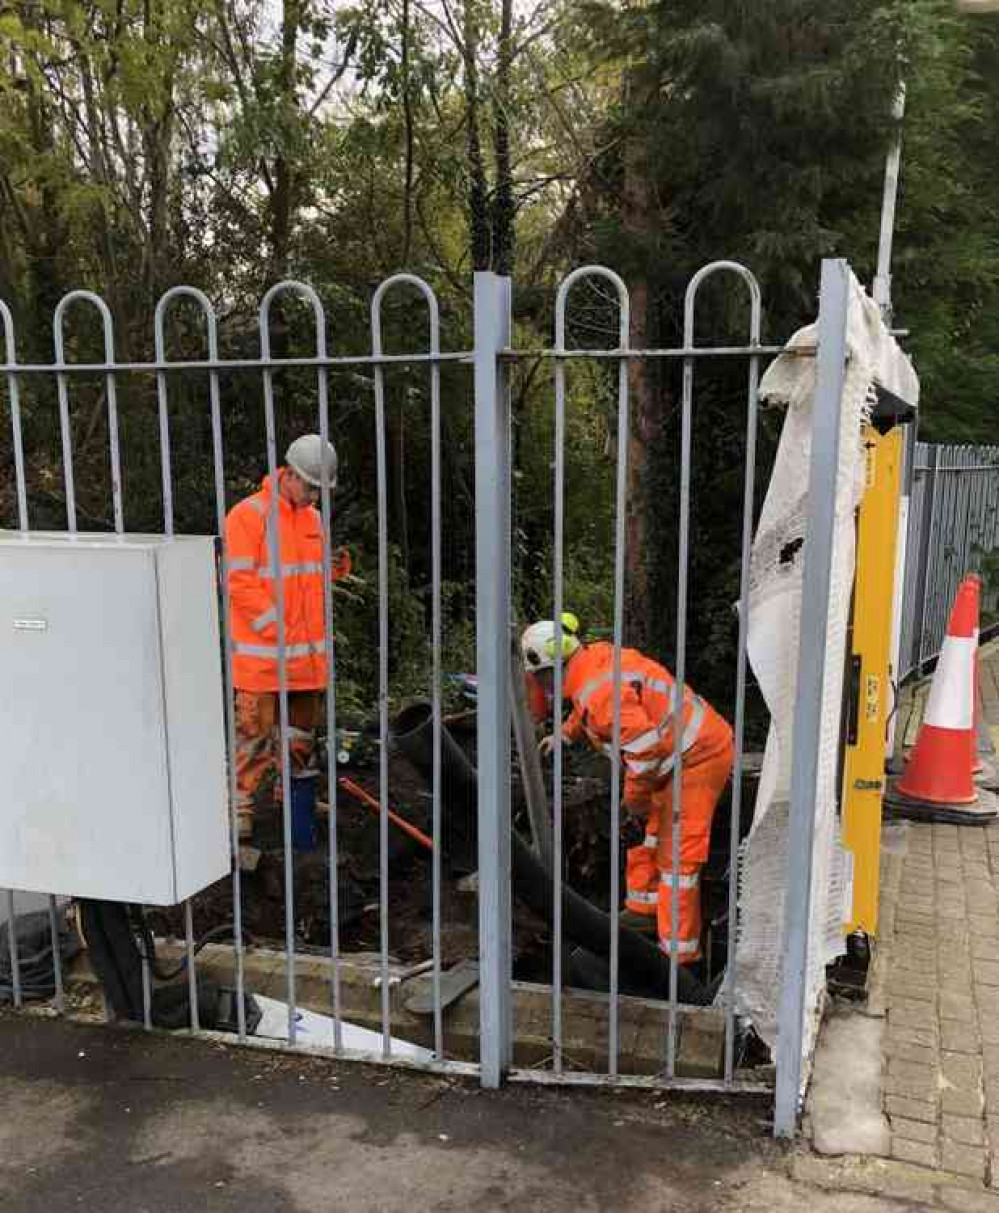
[1,0,997,725]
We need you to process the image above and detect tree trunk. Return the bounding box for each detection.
[400,0,416,263]
[269,0,300,286]
[621,119,656,651]
[492,0,515,276]
[462,0,490,271]
[141,0,176,307]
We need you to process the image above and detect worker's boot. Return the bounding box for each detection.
[618,909,658,936]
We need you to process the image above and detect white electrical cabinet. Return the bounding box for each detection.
[0,533,230,905]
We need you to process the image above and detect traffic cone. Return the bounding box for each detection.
[884,577,998,824]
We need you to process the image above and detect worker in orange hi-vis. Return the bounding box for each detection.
[225,434,352,844]
[522,614,734,963]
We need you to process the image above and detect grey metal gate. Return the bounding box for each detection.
[2,258,856,1136]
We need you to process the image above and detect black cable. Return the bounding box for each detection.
[126,908,249,983]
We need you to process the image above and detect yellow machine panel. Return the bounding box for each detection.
[842,424,903,937]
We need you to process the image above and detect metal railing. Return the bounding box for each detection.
[1,259,856,1136]
[1,278,465,1072]
[898,441,999,681]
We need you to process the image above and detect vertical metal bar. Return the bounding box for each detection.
[105,371,124,536]
[53,293,126,1019]
[774,258,851,1139]
[152,293,197,1032]
[52,299,78,534]
[474,271,513,1088]
[371,275,444,1057]
[682,261,762,1083]
[371,313,392,1060]
[552,267,629,1076]
[2,311,26,1012]
[312,305,343,1057]
[428,316,444,1061]
[551,329,566,1076]
[608,342,629,1078]
[4,889,21,1008]
[141,929,153,1031]
[154,353,175,538]
[204,311,248,1042]
[184,899,199,1030]
[259,286,297,1046]
[0,302,29,529]
[47,897,64,1013]
[668,344,694,1078]
[726,350,761,1081]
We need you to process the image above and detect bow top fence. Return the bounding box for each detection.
[1,260,847,1141]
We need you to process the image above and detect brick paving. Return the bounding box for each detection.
[876,638,999,1189]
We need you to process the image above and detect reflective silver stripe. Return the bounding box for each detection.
[627,755,663,774]
[228,556,256,572]
[233,639,326,659]
[248,496,267,516]
[623,690,704,757]
[622,720,672,754]
[643,833,658,848]
[681,697,706,752]
[259,561,324,579]
[659,871,700,890]
[576,669,645,709]
[576,671,612,708]
[251,606,277,633]
[625,890,659,906]
[625,697,708,777]
[658,937,699,956]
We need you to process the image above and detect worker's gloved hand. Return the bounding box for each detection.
[624,796,652,820]
[538,732,569,760]
[331,546,352,581]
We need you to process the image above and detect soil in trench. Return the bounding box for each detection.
[148,723,755,990]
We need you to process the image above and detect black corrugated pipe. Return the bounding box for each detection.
[391,702,712,1007]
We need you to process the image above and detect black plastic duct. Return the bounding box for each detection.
[391,702,711,1007]
[79,900,226,1030]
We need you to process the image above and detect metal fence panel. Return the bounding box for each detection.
[899,441,999,680]
[1,275,475,1075]
[2,259,862,1132]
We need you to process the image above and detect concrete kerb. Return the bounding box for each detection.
[62,943,738,1081]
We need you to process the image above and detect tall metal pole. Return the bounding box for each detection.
[872,87,906,325]
[474,271,514,1088]
[774,258,851,1138]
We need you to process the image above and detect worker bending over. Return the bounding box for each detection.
[225,435,351,843]
[522,615,733,963]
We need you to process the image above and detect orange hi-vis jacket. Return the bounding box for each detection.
[561,642,715,810]
[225,474,347,693]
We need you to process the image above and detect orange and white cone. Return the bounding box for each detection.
[885,576,997,824]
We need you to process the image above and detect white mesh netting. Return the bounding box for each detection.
[733,272,919,1079]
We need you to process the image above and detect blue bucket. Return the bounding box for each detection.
[289,776,318,852]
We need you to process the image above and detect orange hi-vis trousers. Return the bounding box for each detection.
[235,691,323,836]
[624,716,734,962]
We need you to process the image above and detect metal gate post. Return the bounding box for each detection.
[774,258,851,1138]
[473,271,514,1087]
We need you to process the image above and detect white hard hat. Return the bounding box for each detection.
[521,613,581,672]
[286,434,338,488]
